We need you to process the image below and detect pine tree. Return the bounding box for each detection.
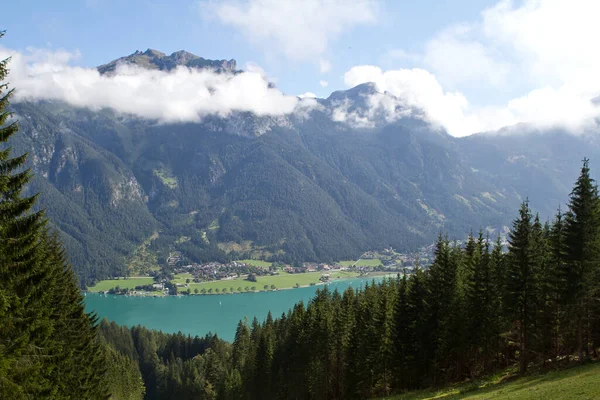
[0,33,107,397]
[505,201,536,374]
[562,158,600,361]
[426,234,458,382]
[0,34,56,397]
[404,267,429,388]
[489,235,506,370]
[465,231,495,374]
[549,210,566,359]
[392,272,410,389]
[373,280,395,395]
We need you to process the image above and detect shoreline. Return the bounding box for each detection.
[85,273,395,298]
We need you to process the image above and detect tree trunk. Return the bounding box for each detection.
[520,305,528,374]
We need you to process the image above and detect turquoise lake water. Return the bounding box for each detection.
[85,277,384,342]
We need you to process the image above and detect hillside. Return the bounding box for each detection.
[11,50,600,286]
[382,362,600,400]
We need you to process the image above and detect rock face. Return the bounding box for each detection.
[97,48,237,75]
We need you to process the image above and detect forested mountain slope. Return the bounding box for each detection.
[11,50,600,285]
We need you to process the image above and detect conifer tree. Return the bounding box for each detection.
[549,210,566,358]
[489,235,506,369]
[562,158,600,361]
[465,232,495,373]
[426,234,457,381]
[392,272,410,388]
[505,201,536,374]
[0,30,107,398]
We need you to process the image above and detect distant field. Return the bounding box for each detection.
[356,258,383,267]
[339,260,356,267]
[89,270,361,294]
[87,277,155,292]
[382,362,600,400]
[173,273,194,284]
[237,259,272,268]
[184,271,360,293]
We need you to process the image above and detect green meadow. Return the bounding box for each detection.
[87,277,155,292]
[382,362,600,400]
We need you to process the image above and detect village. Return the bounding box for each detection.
[92,241,447,297]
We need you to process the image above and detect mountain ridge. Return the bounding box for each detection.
[11,50,600,286]
[97,48,238,75]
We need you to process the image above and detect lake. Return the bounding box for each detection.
[85,276,385,342]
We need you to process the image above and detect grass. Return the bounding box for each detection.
[173,273,194,284]
[183,271,360,293]
[237,259,272,268]
[127,232,160,275]
[340,259,384,267]
[153,168,178,189]
[339,260,357,267]
[87,277,155,292]
[381,362,600,400]
[356,258,383,267]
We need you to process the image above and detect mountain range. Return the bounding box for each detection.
[9,49,599,286]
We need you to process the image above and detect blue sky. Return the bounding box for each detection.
[3,0,498,98]
[2,0,599,137]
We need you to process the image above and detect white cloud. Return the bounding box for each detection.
[319,80,329,87]
[319,59,332,73]
[383,49,421,64]
[343,63,600,137]
[1,47,303,122]
[362,0,600,136]
[422,25,511,89]
[298,92,317,99]
[482,0,600,87]
[344,66,485,136]
[205,0,377,61]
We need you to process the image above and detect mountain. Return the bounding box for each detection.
[97,48,238,75]
[10,50,600,286]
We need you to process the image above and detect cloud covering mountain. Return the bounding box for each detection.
[1,47,305,122]
[4,0,600,138]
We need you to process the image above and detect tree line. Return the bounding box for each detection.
[0,33,147,398]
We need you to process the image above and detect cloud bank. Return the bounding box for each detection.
[205,0,377,61]
[346,0,600,137]
[1,47,302,122]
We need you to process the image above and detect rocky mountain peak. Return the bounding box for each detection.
[98,49,238,75]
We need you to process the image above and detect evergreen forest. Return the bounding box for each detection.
[98,158,600,399]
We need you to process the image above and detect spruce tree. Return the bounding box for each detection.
[562,158,600,361]
[0,35,53,397]
[505,201,536,374]
[549,210,566,359]
[426,234,457,382]
[0,31,107,397]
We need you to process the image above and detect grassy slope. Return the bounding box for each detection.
[88,271,361,293]
[172,273,194,284]
[339,260,357,267]
[184,271,359,293]
[356,258,383,267]
[87,277,155,292]
[237,259,273,268]
[382,362,600,400]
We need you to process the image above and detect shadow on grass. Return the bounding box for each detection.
[383,361,599,400]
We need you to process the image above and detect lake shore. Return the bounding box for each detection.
[86,271,396,297]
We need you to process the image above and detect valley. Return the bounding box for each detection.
[12,79,592,289]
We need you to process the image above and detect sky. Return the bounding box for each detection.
[2,0,600,137]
